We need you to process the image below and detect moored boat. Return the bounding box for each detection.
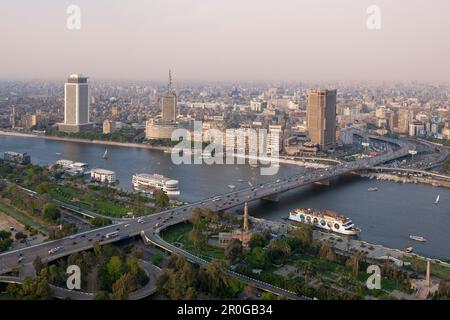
[288,208,361,235]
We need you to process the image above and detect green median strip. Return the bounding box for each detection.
[0,199,49,236]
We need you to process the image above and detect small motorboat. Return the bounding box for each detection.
[409,235,427,242]
[404,246,414,253]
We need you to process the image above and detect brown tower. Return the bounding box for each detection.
[425,259,431,287]
[161,70,177,122]
[306,89,337,150]
[243,202,249,232]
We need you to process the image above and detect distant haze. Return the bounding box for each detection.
[1,0,449,82]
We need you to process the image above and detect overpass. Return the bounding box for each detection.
[0,260,159,300]
[140,231,308,300]
[0,130,411,298]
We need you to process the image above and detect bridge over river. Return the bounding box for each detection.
[0,130,413,299]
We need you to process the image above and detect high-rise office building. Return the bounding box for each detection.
[306,89,337,150]
[394,108,412,134]
[161,70,177,122]
[59,74,93,132]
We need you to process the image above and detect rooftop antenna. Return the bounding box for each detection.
[168,69,172,91]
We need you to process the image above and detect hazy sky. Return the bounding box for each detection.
[1,0,449,82]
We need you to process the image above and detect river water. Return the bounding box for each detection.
[0,135,449,259]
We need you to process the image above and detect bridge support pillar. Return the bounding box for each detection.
[314,179,330,186]
[262,194,279,202]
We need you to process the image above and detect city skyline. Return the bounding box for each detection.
[1,0,450,82]
[0,0,449,305]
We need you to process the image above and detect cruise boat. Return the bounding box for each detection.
[288,208,361,235]
[132,173,180,199]
[409,235,427,242]
[368,187,378,192]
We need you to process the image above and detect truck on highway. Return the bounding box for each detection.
[105,231,119,239]
[48,246,64,255]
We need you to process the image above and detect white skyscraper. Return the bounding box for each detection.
[59,74,93,132]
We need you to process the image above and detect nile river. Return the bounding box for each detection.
[0,135,449,259]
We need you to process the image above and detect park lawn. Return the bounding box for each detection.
[48,184,153,218]
[161,222,224,260]
[0,199,49,236]
[75,199,130,217]
[357,272,411,297]
[47,185,80,201]
[402,256,450,281]
[291,254,344,279]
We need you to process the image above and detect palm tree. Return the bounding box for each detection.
[303,261,313,285]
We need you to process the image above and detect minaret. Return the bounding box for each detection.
[243,202,249,232]
[425,259,431,287]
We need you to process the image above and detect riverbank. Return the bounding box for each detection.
[250,216,450,279]
[0,130,331,169]
[0,130,173,152]
[360,172,450,189]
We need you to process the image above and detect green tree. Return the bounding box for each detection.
[205,259,230,297]
[261,292,277,300]
[92,217,112,227]
[7,271,52,300]
[111,273,135,300]
[152,253,164,266]
[42,202,60,222]
[248,247,269,269]
[444,158,450,174]
[248,231,269,249]
[318,242,336,262]
[291,224,313,250]
[154,189,169,209]
[188,228,206,253]
[107,256,124,284]
[36,182,51,195]
[0,230,12,252]
[15,231,27,240]
[93,241,102,260]
[33,256,44,274]
[224,239,243,263]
